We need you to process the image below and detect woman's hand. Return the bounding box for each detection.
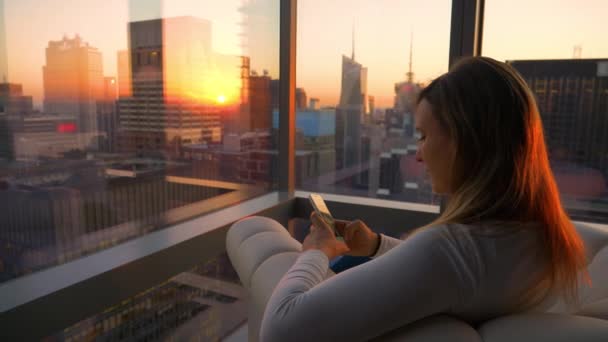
[303,212,349,260]
[337,220,380,257]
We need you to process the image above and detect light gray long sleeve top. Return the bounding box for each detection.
[260,223,549,341]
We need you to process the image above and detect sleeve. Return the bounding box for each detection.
[260,227,478,342]
[371,234,403,258]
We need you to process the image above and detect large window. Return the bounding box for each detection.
[0,0,279,282]
[483,0,608,223]
[294,0,451,208]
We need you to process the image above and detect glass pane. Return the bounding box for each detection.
[295,0,450,207]
[483,0,608,223]
[0,0,279,282]
[45,253,247,341]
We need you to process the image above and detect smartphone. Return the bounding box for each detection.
[309,193,342,239]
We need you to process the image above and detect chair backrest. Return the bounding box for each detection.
[544,222,608,313]
[572,223,608,306]
[575,222,608,263]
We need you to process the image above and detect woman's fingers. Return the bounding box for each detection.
[344,221,362,242]
[344,224,353,242]
[310,212,331,234]
[334,220,349,236]
[336,240,350,254]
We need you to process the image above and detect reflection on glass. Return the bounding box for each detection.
[45,253,246,341]
[0,0,279,282]
[483,0,608,223]
[295,0,450,205]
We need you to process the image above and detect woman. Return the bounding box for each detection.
[260,57,588,341]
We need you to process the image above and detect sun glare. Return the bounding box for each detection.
[217,95,226,104]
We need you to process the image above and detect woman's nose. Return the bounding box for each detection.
[415,149,423,162]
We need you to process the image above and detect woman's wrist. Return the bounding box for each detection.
[303,246,338,260]
[368,233,381,257]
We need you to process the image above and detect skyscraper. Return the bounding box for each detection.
[224,58,273,135]
[367,95,375,124]
[0,83,34,160]
[392,33,420,138]
[117,50,132,98]
[43,35,104,134]
[0,83,33,117]
[248,73,272,131]
[336,50,367,170]
[96,77,118,152]
[509,59,608,180]
[239,0,280,78]
[296,88,307,110]
[270,79,280,110]
[392,81,419,138]
[117,17,224,156]
[0,0,8,83]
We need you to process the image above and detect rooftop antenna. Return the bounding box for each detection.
[573,45,582,59]
[351,21,356,61]
[406,30,414,83]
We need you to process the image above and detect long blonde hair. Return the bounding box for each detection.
[418,57,588,306]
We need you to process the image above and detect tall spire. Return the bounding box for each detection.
[406,30,414,83]
[351,21,355,61]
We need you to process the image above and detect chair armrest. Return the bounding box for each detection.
[373,315,482,342]
[577,298,608,320]
[226,216,302,342]
[226,216,301,288]
[478,313,608,342]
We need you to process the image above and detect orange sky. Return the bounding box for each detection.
[2,0,277,109]
[2,0,607,110]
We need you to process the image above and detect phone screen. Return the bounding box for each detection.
[309,193,341,238]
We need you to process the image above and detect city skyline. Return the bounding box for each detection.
[4,0,608,110]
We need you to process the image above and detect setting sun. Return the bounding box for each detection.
[217,95,226,104]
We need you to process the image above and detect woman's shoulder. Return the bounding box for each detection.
[402,224,479,258]
[401,221,541,263]
[410,221,541,260]
[438,220,541,239]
